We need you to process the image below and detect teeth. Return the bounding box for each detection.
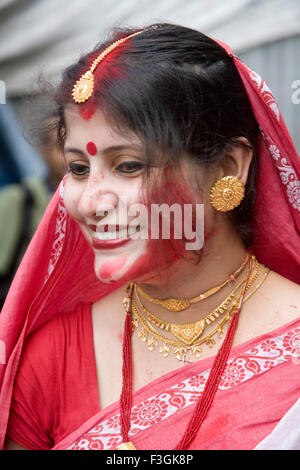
[93,229,128,241]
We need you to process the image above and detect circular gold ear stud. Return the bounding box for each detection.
[210,176,245,212]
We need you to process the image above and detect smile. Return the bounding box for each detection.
[88,224,142,249]
[93,228,129,241]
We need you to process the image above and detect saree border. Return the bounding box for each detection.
[52,319,300,450]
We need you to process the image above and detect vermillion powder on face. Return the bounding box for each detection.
[86,141,98,156]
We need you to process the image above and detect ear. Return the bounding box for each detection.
[219,137,253,186]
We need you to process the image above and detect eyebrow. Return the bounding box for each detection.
[64,144,143,156]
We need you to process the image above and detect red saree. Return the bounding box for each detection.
[6,301,300,450]
[58,316,300,450]
[0,37,300,450]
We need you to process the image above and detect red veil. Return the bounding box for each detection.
[0,39,299,449]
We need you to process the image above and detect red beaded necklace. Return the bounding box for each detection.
[116,258,253,450]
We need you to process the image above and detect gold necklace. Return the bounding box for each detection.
[135,262,258,346]
[132,259,268,364]
[136,252,250,312]
[132,296,237,363]
[134,257,258,345]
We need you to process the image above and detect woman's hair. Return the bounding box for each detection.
[54,23,259,248]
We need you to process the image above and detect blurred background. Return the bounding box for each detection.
[0,0,300,307]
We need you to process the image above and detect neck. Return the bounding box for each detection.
[136,220,248,324]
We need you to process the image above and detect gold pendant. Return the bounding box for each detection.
[170,319,205,345]
[116,442,137,450]
[159,297,191,312]
[72,71,94,103]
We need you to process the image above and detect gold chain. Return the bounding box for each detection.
[136,252,250,311]
[244,265,270,303]
[132,259,267,363]
[134,256,258,343]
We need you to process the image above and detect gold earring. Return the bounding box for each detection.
[210,176,245,212]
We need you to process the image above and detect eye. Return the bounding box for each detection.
[116,161,145,174]
[68,162,89,177]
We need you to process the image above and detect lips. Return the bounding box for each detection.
[92,236,131,250]
[88,224,140,250]
[88,224,130,237]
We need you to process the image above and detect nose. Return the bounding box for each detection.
[78,174,118,219]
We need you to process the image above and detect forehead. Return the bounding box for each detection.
[64,105,139,148]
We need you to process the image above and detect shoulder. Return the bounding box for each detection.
[241,269,300,336]
[235,269,300,345]
[261,270,300,320]
[22,302,92,365]
[7,302,95,450]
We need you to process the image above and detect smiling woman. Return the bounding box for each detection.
[1,24,300,451]
[62,107,153,283]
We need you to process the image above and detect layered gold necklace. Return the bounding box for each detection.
[136,252,250,312]
[131,256,270,364]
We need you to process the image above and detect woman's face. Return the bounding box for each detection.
[63,106,179,284]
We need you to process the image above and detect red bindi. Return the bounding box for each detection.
[86,141,97,156]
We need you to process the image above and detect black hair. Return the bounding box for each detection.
[54,23,259,247]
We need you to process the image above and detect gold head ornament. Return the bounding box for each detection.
[72,27,156,104]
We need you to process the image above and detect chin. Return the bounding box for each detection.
[93,239,150,285]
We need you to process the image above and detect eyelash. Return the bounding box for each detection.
[117,161,144,174]
[68,163,89,177]
[68,161,145,177]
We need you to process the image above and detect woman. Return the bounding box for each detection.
[1,23,300,450]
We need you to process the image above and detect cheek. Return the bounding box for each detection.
[96,237,178,284]
[63,178,82,219]
[148,174,221,256]
[93,177,215,283]
[122,239,179,283]
[144,178,200,260]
